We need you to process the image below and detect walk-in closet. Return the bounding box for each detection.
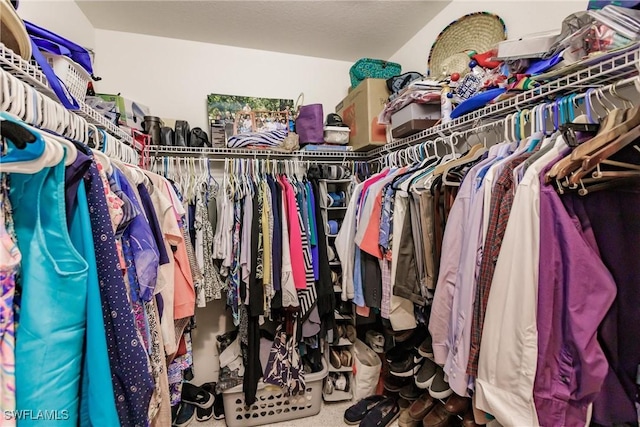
[2,1,640,426]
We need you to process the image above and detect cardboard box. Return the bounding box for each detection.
[336,78,389,151]
[97,93,150,131]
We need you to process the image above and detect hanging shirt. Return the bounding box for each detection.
[280,176,307,290]
[534,158,617,427]
[429,154,495,366]
[335,181,364,301]
[475,138,567,426]
[145,172,183,355]
[278,179,298,308]
[467,153,532,379]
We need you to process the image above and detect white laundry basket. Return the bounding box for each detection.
[222,359,328,427]
[42,53,90,102]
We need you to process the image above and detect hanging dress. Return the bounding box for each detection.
[11,159,88,426]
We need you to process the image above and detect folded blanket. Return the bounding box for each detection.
[227,129,289,149]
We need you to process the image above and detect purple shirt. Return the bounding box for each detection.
[535,158,617,426]
[564,177,640,425]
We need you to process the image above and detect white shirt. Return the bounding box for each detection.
[475,136,567,427]
[335,182,364,301]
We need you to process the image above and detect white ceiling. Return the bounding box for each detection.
[75,1,450,61]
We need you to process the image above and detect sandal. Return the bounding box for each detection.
[330,348,342,369]
[345,324,357,343]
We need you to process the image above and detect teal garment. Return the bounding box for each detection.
[11,160,88,426]
[70,182,120,427]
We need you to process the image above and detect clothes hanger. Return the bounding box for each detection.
[0,112,64,173]
[547,105,640,182]
[568,124,640,185]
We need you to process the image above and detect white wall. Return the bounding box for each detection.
[16,0,95,49]
[390,0,589,74]
[93,29,353,131]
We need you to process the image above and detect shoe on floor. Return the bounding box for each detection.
[428,366,453,400]
[360,396,400,427]
[462,407,481,427]
[409,391,437,421]
[343,394,387,425]
[399,390,437,427]
[415,358,438,389]
[181,382,214,409]
[444,393,470,416]
[422,402,456,427]
[399,382,422,401]
[398,397,411,411]
[398,409,421,427]
[200,382,224,420]
[389,352,423,377]
[383,374,411,392]
[172,402,196,427]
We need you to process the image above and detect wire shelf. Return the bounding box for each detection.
[147,145,370,160]
[368,43,640,158]
[5,39,639,161]
[0,42,135,148]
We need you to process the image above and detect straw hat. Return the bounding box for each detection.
[428,12,506,79]
[1,0,31,60]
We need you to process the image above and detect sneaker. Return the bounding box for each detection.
[366,330,385,353]
[415,358,438,389]
[385,328,428,363]
[399,382,421,401]
[196,383,213,421]
[181,382,214,409]
[383,374,411,392]
[428,366,453,399]
[172,402,196,427]
[200,382,224,420]
[417,335,434,359]
[389,352,423,377]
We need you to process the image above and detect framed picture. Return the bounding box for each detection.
[207,94,294,145]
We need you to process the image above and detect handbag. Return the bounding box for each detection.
[294,93,324,144]
[263,322,305,396]
[189,127,210,148]
[349,58,402,89]
[160,127,174,146]
[174,120,190,147]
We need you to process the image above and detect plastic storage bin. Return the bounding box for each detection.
[42,52,90,102]
[324,126,350,144]
[222,360,328,427]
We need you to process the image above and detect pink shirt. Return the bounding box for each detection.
[279,176,306,290]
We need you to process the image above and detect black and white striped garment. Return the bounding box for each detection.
[295,188,317,319]
[227,129,288,149]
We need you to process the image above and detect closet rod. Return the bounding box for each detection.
[369,43,640,158]
[149,156,364,165]
[374,73,640,165]
[453,74,639,142]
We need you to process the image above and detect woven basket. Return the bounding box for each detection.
[428,12,506,79]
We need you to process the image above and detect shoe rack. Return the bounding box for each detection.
[319,178,355,403]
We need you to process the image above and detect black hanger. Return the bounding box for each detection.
[1,121,36,149]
